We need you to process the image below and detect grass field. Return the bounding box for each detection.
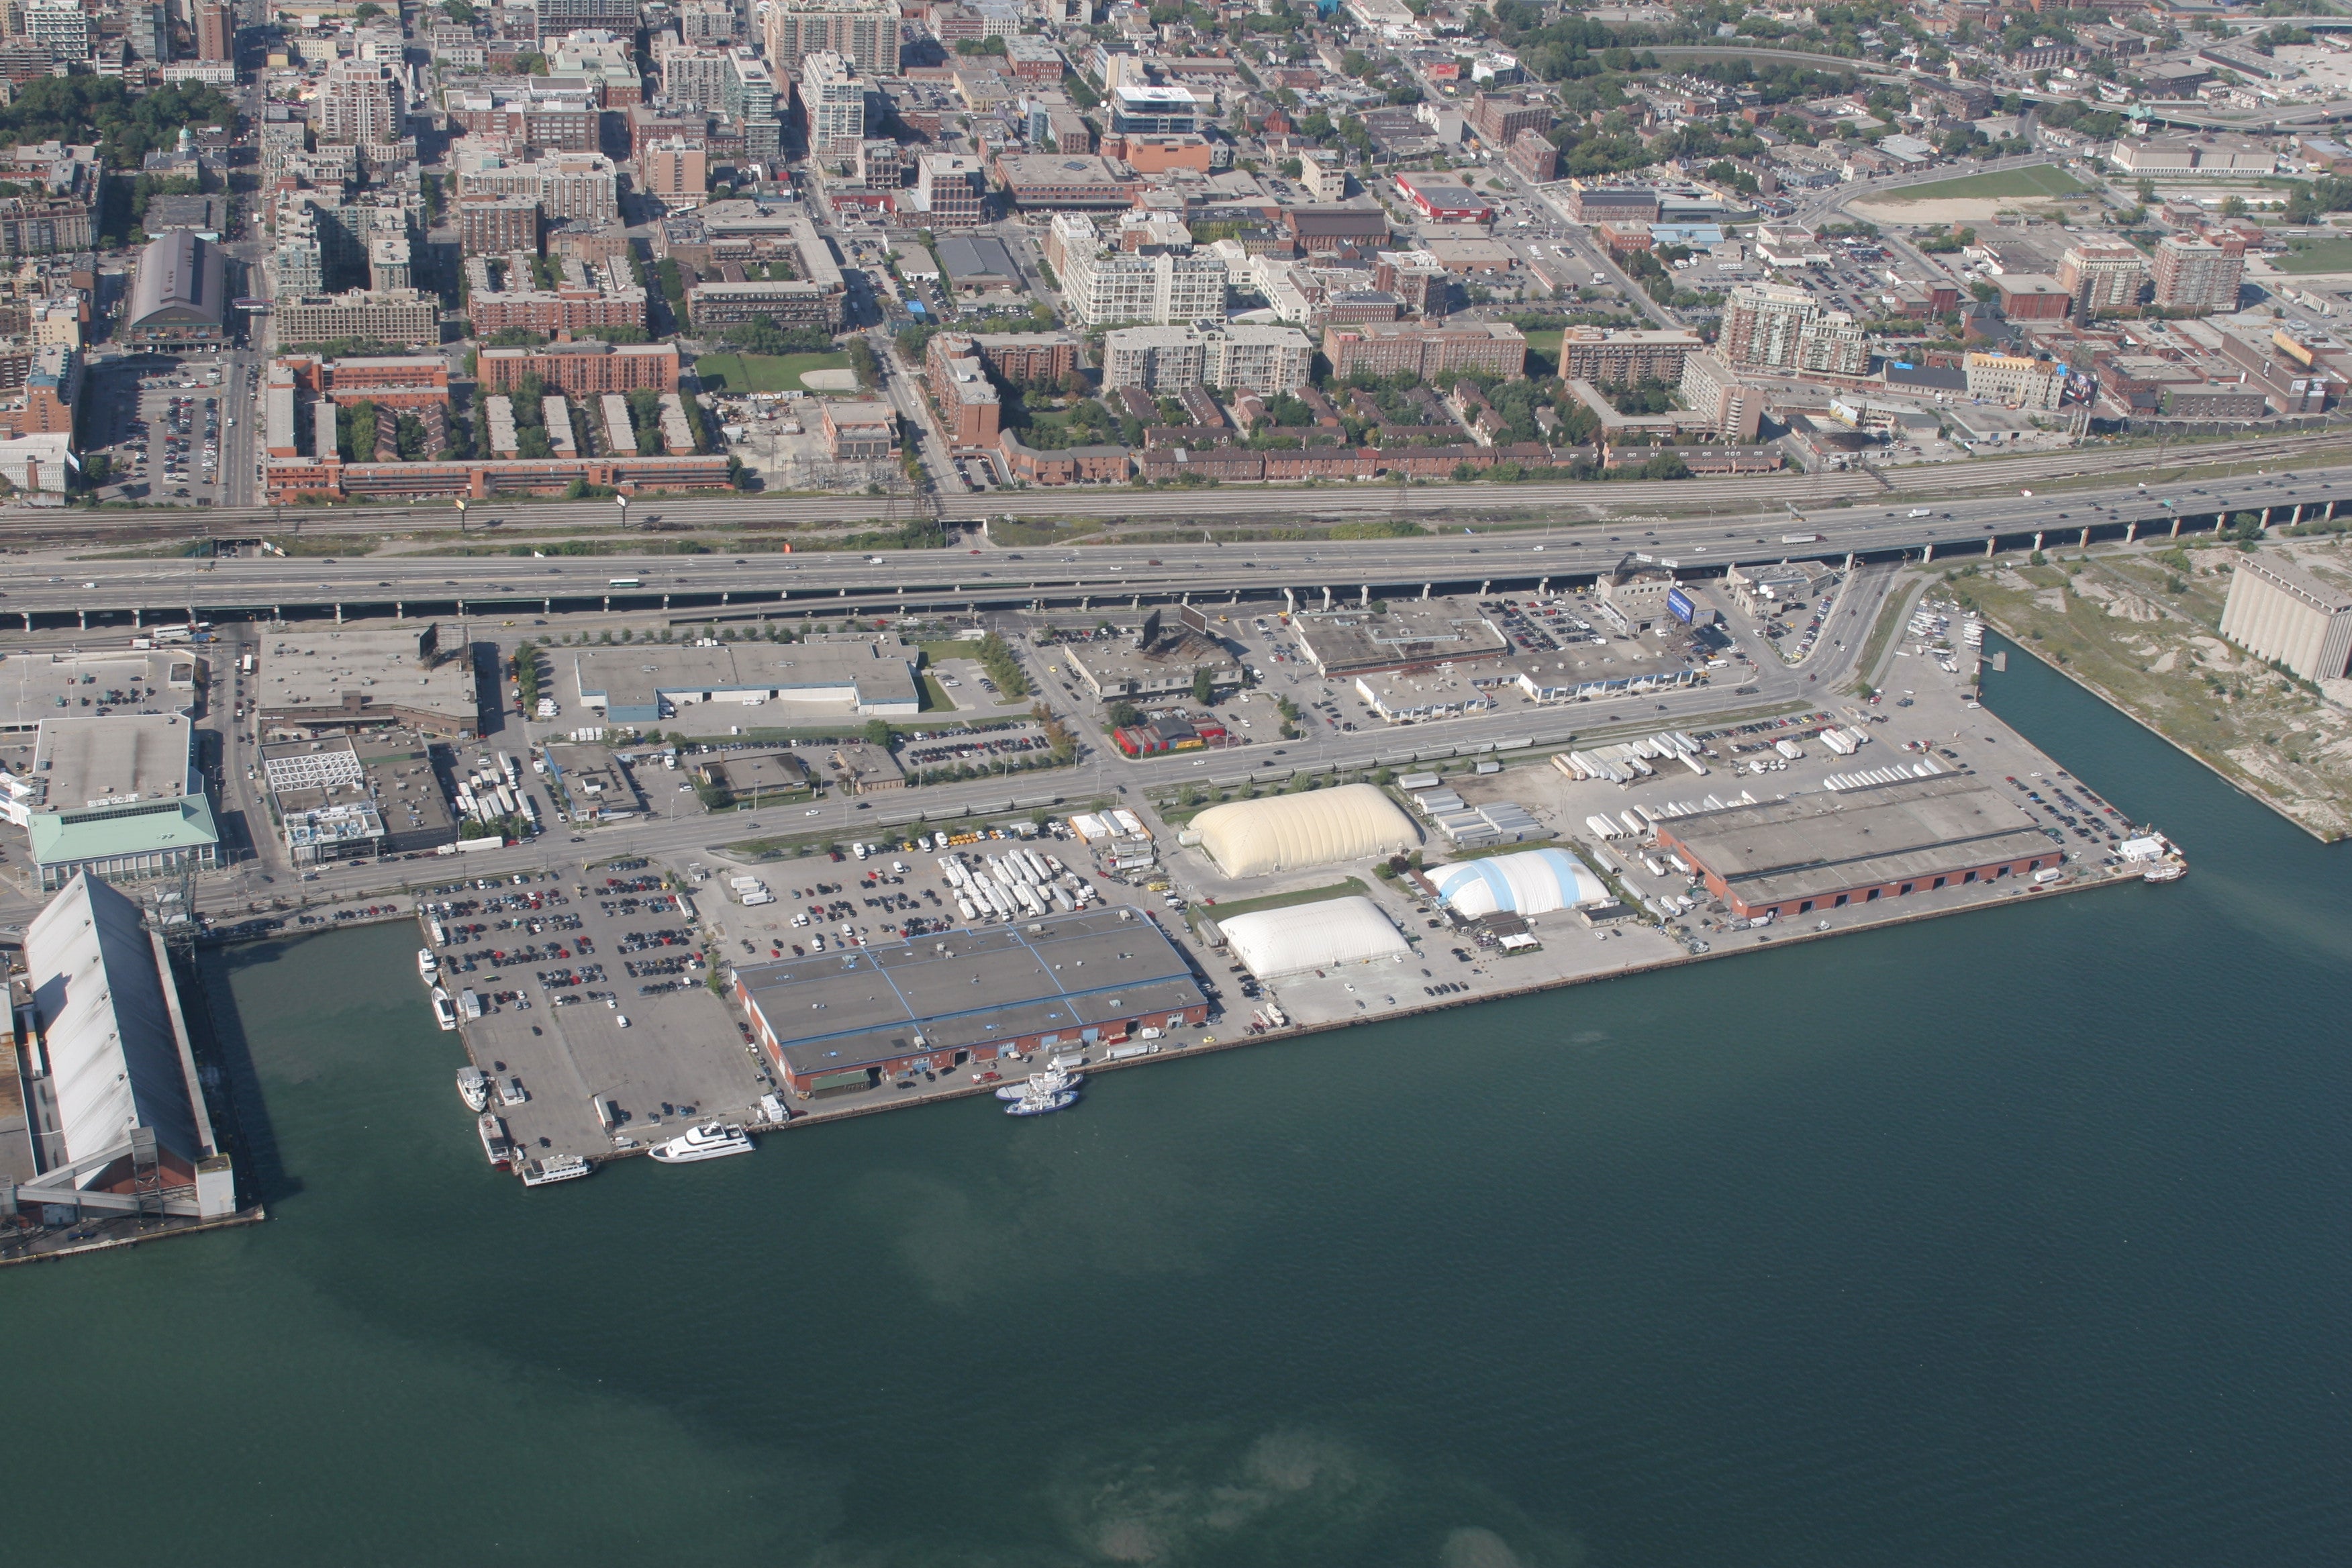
[691,351,852,393]
[1872,164,2090,203]
[2274,238,2352,274]
[1191,878,1367,927]
[1522,328,1564,376]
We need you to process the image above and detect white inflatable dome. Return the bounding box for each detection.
[1191,783,1419,879]
[1221,896,1410,979]
[1430,848,1607,920]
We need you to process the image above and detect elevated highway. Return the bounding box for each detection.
[13,462,2346,632]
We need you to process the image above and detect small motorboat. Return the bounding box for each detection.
[456,1065,490,1112]
[418,947,439,982]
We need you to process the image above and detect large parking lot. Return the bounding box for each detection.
[426,861,773,1165]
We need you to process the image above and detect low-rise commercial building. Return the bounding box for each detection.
[15,713,218,891]
[570,638,920,723]
[1291,598,1510,678]
[260,735,385,864]
[1059,605,1240,700]
[254,625,482,738]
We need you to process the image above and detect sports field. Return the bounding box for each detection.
[1870,164,2090,203]
[690,352,852,393]
[2273,238,2352,274]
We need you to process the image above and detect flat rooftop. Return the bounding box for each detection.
[0,648,199,732]
[1660,773,2053,905]
[33,712,196,812]
[740,908,1205,1078]
[571,638,919,721]
[256,626,480,735]
[1293,598,1512,677]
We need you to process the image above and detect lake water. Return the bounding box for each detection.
[8,642,2351,1567]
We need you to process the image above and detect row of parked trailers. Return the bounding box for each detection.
[1822,756,1947,792]
[1552,732,1710,786]
[937,847,1097,924]
[1582,788,1766,842]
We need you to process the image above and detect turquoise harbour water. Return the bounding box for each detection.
[9,642,2352,1567]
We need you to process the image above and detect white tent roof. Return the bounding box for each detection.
[1221,895,1409,979]
[23,872,199,1181]
[1191,783,1419,879]
[1431,848,1607,920]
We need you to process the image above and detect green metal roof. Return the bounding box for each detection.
[29,795,219,867]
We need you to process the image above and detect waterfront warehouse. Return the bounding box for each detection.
[1189,783,1418,878]
[738,908,1208,1095]
[1220,896,1410,980]
[6,872,237,1220]
[1651,773,2061,921]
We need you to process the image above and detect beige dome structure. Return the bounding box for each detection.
[1191,783,1419,879]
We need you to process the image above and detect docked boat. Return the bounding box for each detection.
[994,1069,1081,1101]
[2143,859,2188,883]
[646,1122,754,1163]
[520,1153,594,1186]
[1007,1088,1078,1116]
[478,1112,515,1168]
[456,1065,490,1112]
[2121,828,2188,884]
[430,986,458,1032]
[418,947,439,983]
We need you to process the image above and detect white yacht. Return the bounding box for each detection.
[418,947,439,983]
[647,1123,754,1164]
[431,987,458,1032]
[456,1066,490,1112]
[478,1112,514,1168]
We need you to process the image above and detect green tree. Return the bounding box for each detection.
[1191,667,1215,705]
[861,718,894,746]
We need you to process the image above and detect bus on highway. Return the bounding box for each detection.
[607,577,642,588]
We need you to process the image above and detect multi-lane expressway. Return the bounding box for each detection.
[9,462,2346,630]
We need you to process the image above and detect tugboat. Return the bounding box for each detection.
[646,1122,754,1163]
[456,1065,490,1112]
[1006,1086,1079,1116]
[995,1069,1081,1101]
[478,1112,515,1169]
[520,1153,595,1185]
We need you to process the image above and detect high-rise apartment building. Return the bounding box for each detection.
[644,138,709,204]
[195,0,231,62]
[317,59,405,148]
[660,42,732,110]
[1676,350,1763,441]
[1101,322,1314,393]
[2059,241,2147,320]
[2152,233,2245,312]
[23,0,91,61]
[724,48,783,161]
[916,153,986,230]
[799,51,867,154]
[1719,282,1817,371]
[761,0,899,79]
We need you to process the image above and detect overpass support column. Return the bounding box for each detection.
[77,609,85,629]
[542,598,550,614]
[1922,541,1933,563]
[133,607,142,627]
[2292,503,2304,526]
[2261,507,2273,528]
[2169,517,2181,538]
[2032,532,2044,552]
[602,595,610,611]
[662,593,671,609]
[1283,589,1295,614]
[1321,586,1332,611]
[395,601,404,618]
[1421,583,1431,599]
[1843,552,1854,572]
[19,613,28,631]
[721,591,730,605]
[2125,522,2137,543]
[334,603,344,624]
[1984,536,1996,557]
[2078,527,2090,548]
[1479,579,1490,595]
[1360,584,1369,607]
[1131,595,1140,610]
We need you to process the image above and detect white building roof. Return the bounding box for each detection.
[1220,895,1409,978]
[23,871,199,1179]
[1190,783,1419,878]
[1430,848,1606,919]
